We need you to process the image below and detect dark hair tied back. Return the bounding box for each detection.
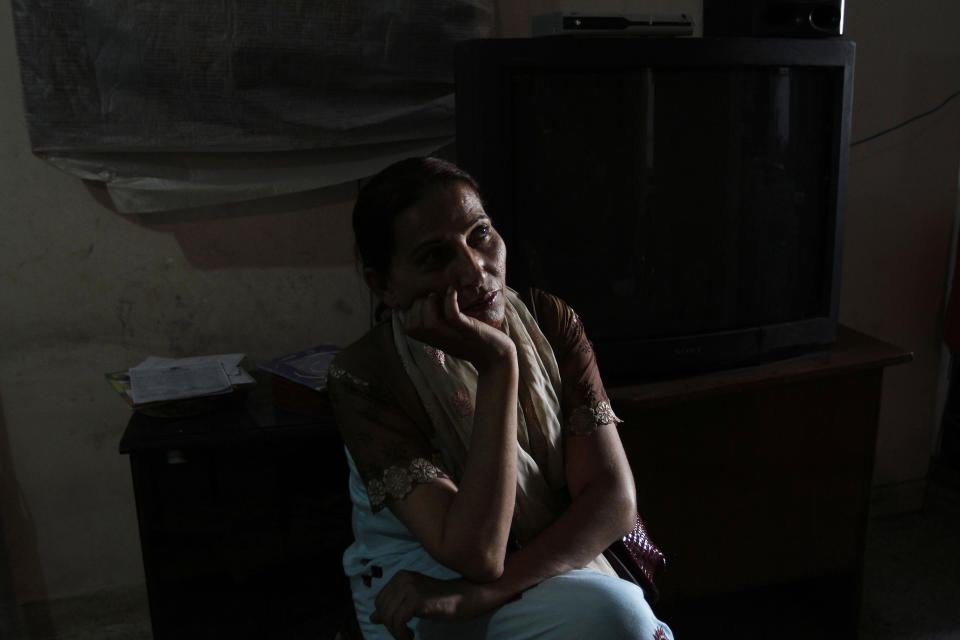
[352,157,481,276]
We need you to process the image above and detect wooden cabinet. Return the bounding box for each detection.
[120,397,354,639]
[610,326,911,636]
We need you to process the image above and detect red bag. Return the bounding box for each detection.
[604,516,667,601]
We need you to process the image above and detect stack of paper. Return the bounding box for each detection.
[125,354,255,405]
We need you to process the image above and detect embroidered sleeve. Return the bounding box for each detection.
[567,400,623,435]
[365,456,449,510]
[327,359,450,512]
[327,362,370,389]
[530,289,622,436]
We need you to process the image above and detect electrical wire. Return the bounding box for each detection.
[851,88,960,147]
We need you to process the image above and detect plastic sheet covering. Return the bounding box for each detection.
[11,0,492,212]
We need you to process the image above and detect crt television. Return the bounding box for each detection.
[455,37,855,383]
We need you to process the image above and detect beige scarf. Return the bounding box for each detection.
[393,288,566,543]
[392,289,617,576]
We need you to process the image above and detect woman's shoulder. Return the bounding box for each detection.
[523,287,582,345]
[327,321,430,424]
[523,288,620,435]
[328,320,396,387]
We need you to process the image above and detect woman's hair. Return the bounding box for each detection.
[352,156,481,276]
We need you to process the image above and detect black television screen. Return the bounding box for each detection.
[455,37,855,382]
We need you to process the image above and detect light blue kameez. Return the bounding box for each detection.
[342,449,674,640]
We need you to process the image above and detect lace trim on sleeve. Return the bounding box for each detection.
[327,363,369,389]
[365,457,449,511]
[566,401,623,436]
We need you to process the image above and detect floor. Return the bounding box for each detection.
[1,475,958,640]
[858,472,960,639]
[0,586,152,640]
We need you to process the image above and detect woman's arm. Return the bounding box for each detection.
[481,288,637,591]
[371,290,642,636]
[388,287,520,582]
[388,358,518,581]
[369,421,638,637]
[477,421,637,603]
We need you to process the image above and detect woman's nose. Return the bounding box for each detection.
[450,246,485,287]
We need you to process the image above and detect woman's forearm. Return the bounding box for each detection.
[481,471,636,602]
[391,288,524,580]
[435,354,520,581]
[369,477,636,627]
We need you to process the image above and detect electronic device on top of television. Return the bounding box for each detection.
[455,37,855,383]
[703,0,844,38]
[532,12,695,37]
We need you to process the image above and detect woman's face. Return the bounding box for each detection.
[368,182,507,329]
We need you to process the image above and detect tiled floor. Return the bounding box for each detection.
[2,476,958,639]
[0,586,151,640]
[859,475,960,639]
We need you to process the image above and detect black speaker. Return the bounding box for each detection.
[703,0,844,37]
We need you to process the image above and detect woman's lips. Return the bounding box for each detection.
[461,290,499,314]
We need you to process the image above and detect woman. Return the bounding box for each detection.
[327,157,672,640]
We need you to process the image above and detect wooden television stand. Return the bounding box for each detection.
[609,325,911,636]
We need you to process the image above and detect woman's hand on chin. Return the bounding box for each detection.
[404,287,515,372]
[371,570,501,639]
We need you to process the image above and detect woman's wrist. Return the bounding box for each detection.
[472,339,517,375]
[461,577,516,616]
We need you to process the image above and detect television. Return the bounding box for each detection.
[455,37,855,383]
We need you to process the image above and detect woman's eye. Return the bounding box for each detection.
[474,224,490,239]
[419,249,444,268]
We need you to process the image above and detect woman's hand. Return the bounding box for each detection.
[404,287,515,372]
[371,570,500,640]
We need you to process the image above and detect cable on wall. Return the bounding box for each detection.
[851,88,960,147]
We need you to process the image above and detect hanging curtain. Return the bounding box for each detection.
[11,0,493,212]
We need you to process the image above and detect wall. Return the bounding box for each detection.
[842,1,960,511]
[1,0,958,608]
[0,5,370,605]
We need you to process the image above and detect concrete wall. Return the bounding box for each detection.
[0,5,370,604]
[1,0,958,605]
[841,1,960,511]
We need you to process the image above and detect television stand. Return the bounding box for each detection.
[608,324,911,636]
